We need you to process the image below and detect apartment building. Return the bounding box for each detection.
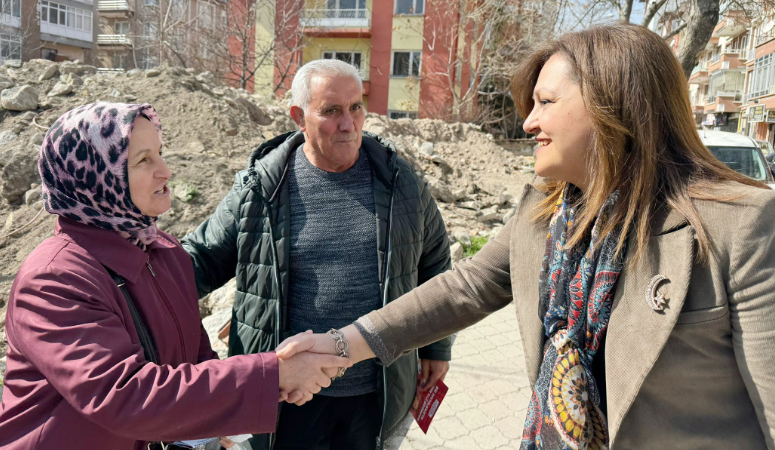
[257,0,486,119]
[96,0,228,71]
[0,0,97,64]
[741,15,775,145]
[664,7,775,144]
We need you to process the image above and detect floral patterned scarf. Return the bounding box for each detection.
[521,186,627,450]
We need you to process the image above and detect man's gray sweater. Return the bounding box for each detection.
[287,146,382,397]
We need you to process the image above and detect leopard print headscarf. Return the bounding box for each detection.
[38,102,164,247]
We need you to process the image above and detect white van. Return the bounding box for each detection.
[698,130,775,189]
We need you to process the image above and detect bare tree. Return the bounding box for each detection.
[401,0,556,138]
[127,0,229,75]
[557,0,775,80]
[0,0,47,64]
[196,0,310,92]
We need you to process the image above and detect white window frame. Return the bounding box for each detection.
[1,0,21,19]
[197,0,215,31]
[321,50,362,70]
[114,21,129,35]
[391,50,421,78]
[40,1,93,33]
[395,0,424,15]
[388,110,418,119]
[113,52,128,69]
[750,54,775,99]
[142,22,158,38]
[0,33,22,64]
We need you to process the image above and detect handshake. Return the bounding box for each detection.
[275,326,369,406]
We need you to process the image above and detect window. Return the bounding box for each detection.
[1,0,21,18]
[0,33,21,63]
[389,111,418,119]
[326,0,367,17]
[322,51,362,70]
[42,48,58,61]
[41,2,93,32]
[750,54,775,99]
[113,52,128,69]
[115,21,129,35]
[142,22,158,38]
[392,51,421,77]
[170,0,187,20]
[198,1,215,30]
[140,53,158,69]
[395,0,423,14]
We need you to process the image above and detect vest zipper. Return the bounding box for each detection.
[146,256,187,358]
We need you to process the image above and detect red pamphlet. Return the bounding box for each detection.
[411,374,449,434]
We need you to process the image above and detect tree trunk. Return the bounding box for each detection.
[675,0,720,79]
[619,0,634,23]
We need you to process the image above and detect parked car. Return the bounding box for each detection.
[699,130,775,189]
[757,139,774,156]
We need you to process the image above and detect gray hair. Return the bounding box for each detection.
[291,59,363,111]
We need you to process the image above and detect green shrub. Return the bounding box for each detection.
[170,181,199,203]
[463,235,489,258]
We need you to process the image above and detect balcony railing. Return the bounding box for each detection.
[300,8,371,28]
[711,53,721,63]
[756,32,775,46]
[706,91,743,103]
[97,0,132,12]
[97,34,132,46]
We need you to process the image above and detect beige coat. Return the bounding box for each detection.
[360,180,775,449]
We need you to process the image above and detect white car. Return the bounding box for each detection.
[698,130,775,189]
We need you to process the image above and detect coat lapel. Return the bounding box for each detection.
[605,209,694,446]
[509,183,550,386]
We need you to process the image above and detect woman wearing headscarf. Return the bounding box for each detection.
[0,102,350,450]
[277,24,775,449]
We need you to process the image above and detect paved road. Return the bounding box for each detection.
[385,305,531,450]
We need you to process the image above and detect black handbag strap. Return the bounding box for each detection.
[104,266,161,365]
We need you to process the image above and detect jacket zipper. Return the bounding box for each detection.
[376,168,399,450]
[147,256,187,359]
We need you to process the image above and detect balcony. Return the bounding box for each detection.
[708,51,743,72]
[756,32,775,47]
[300,8,371,29]
[97,34,132,47]
[714,16,747,37]
[97,0,133,16]
[689,64,709,84]
[706,91,743,103]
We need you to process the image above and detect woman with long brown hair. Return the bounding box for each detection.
[277,23,775,449]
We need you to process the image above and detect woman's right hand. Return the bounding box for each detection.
[276,325,375,363]
[277,347,352,406]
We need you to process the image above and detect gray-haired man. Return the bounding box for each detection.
[182,59,453,450]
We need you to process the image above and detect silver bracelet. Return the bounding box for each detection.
[327,329,350,380]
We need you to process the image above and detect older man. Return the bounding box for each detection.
[181,59,453,450]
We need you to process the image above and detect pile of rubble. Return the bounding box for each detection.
[0,59,536,362]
